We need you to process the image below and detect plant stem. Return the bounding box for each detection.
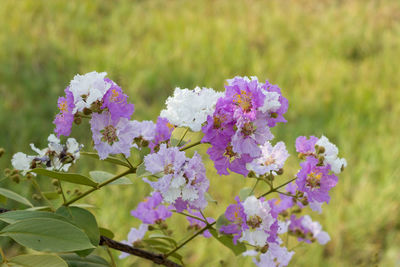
[172,210,207,223]
[31,177,55,211]
[58,179,67,204]
[165,222,215,258]
[105,246,117,267]
[180,141,203,151]
[258,177,297,199]
[64,168,135,206]
[123,154,134,169]
[0,247,6,263]
[177,128,189,147]
[250,179,260,195]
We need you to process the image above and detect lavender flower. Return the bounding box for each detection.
[119,224,148,259]
[90,111,136,159]
[296,156,338,204]
[253,243,294,267]
[149,117,175,152]
[101,78,134,121]
[288,215,330,245]
[295,136,319,154]
[131,192,172,224]
[247,141,289,176]
[143,144,209,212]
[53,87,75,137]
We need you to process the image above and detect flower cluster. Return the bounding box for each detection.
[202,76,288,176]
[143,144,209,212]
[7,71,346,267]
[11,134,82,175]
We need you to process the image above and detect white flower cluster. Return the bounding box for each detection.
[316,135,347,174]
[69,71,111,113]
[11,134,82,174]
[160,87,223,132]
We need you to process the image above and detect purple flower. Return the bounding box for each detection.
[253,243,294,267]
[260,80,288,127]
[90,111,136,159]
[144,144,209,212]
[101,78,134,121]
[186,210,215,238]
[220,196,247,244]
[53,87,75,137]
[119,224,148,259]
[247,141,289,176]
[130,120,156,148]
[295,136,318,154]
[131,192,172,224]
[288,215,330,245]
[296,156,338,204]
[225,76,266,122]
[207,145,252,176]
[149,117,175,152]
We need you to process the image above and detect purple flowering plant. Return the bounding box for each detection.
[1,72,347,267]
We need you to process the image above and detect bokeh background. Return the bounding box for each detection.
[1,0,399,266]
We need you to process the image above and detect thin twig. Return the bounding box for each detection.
[257,177,297,199]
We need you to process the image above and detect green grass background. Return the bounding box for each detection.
[0,0,399,266]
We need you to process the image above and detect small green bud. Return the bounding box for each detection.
[148,225,155,231]
[341,164,345,172]
[74,189,80,194]
[83,108,92,115]
[57,188,62,194]
[160,222,168,230]
[52,179,59,186]
[11,174,20,183]
[62,155,74,164]
[66,190,71,195]
[142,140,149,147]
[301,198,309,206]
[260,244,269,254]
[276,168,284,175]
[12,169,19,175]
[247,171,256,178]
[74,117,82,125]
[4,168,11,176]
[281,210,288,217]
[26,172,33,180]
[32,194,41,200]
[298,153,305,160]
[317,146,325,154]
[167,230,173,235]
[270,112,278,118]
[0,148,5,157]
[133,241,143,248]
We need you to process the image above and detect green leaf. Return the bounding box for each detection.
[209,228,246,256]
[239,187,253,201]
[0,188,33,207]
[148,233,177,246]
[0,194,7,204]
[60,255,110,267]
[99,227,114,239]
[8,254,67,267]
[25,206,52,211]
[205,192,218,204]
[89,171,132,185]
[80,152,130,168]
[0,210,66,224]
[142,238,172,248]
[0,218,95,252]
[56,207,100,256]
[42,191,60,200]
[30,169,98,188]
[136,163,151,177]
[215,214,230,231]
[149,246,183,261]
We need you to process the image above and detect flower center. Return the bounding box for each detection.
[213,115,224,129]
[100,125,119,145]
[264,156,276,166]
[241,122,255,136]
[110,89,120,102]
[247,215,262,229]
[59,100,68,113]
[234,90,252,112]
[224,145,237,160]
[306,171,323,188]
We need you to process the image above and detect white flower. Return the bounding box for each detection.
[11,152,34,175]
[160,87,223,131]
[255,243,295,267]
[301,215,330,245]
[119,224,148,259]
[69,71,111,113]
[260,90,281,114]
[240,196,275,247]
[316,135,347,174]
[246,141,289,176]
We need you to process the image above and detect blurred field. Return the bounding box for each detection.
[1,0,400,266]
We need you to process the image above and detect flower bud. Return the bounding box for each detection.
[0,148,5,157]
[167,230,173,235]
[57,188,62,194]
[298,153,306,160]
[247,171,256,178]
[260,244,269,254]
[317,146,325,154]
[32,194,41,200]
[83,108,92,115]
[160,222,168,230]
[301,198,309,206]
[270,112,278,118]
[11,174,20,183]
[25,173,33,180]
[74,117,82,125]
[12,169,19,175]
[4,168,11,176]
[66,190,71,195]
[148,225,155,231]
[276,168,284,175]
[52,179,59,186]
